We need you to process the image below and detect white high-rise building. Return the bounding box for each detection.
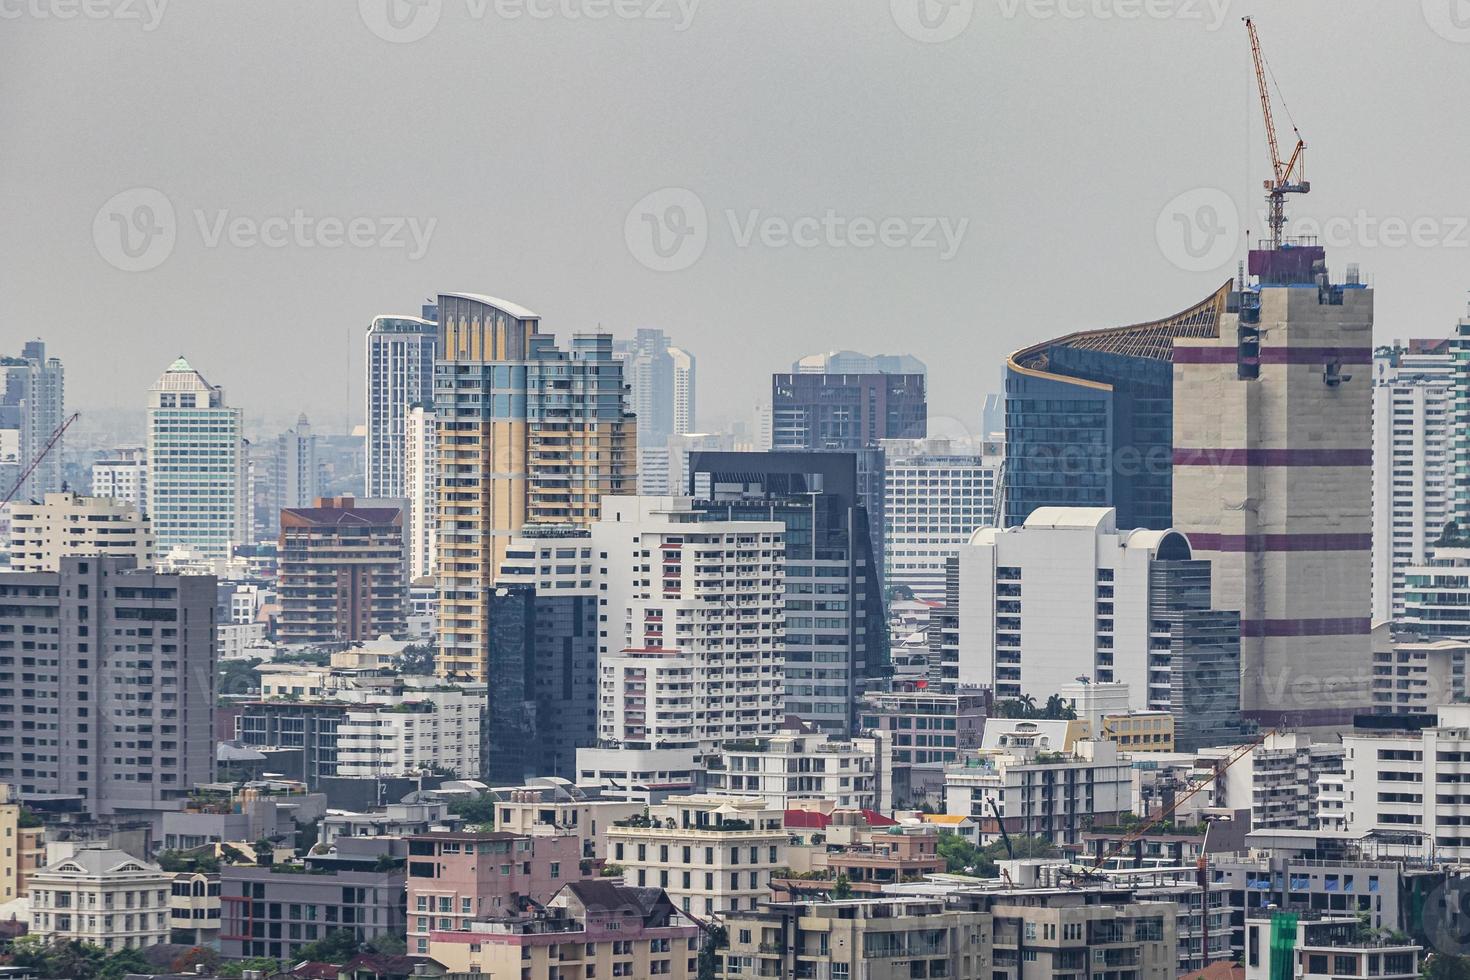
[1372,342,1454,623]
[7,492,153,572]
[882,437,1001,601]
[0,340,65,503]
[671,346,696,434]
[366,314,436,499]
[404,404,438,582]
[588,496,785,769]
[90,447,147,511]
[146,357,248,560]
[275,413,319,511]
[637,432,731,496]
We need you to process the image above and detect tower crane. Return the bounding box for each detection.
[1245,16,1309,250]
[1,413,80,508]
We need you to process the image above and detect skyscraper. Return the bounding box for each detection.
[882,437,1001,602]
[275,413,320,511]
[1173,247,1373,724]
[615,329,697,486]
[689,451,887,734]
[1371,341,1453,622]
[366,314,437,499]
[434,293,636,681]
[403,403,437,582]
[0,341,65,502]
[146,357,248,560]
[1002,284,1229,530]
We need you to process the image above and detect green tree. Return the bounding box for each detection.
[832,874,854,899]
[1424,954,1470,980]
[217,957,282,978]
[364,933,407,957]
[448,794,497,826]
[97,947,150,980]
[295,928,361,964]
[696,925,728,980]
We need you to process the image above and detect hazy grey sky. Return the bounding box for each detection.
[4,0,1468,437]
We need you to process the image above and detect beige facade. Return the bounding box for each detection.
[29,848,171,951]
[605,794,787,918]
[434,294,635,682]
[1173,283,1374,722]
[1100,711,1175,752]
[7,492,153,572]
[0,787,43,901]
[166,871,221,945]
[489,788,642,862]
[718,898,992,980]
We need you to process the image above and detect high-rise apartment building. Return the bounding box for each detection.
[90,447,147,511]
[952,506,1245,749]
[614,328,696,446]
[403,403,437,582]
[792,350,927,376]
[7,492,153,572]
[145,357,248,560]
[1003,285,1229,531]
[588,496,784,771]
[1173,249,1374,723]
[0,341,65,503]
[689,451,885,734]
[277,497,407,643]
[882,437,1000,601]
[0,555,215,818]
[366,314,437,499]
[275,413,320,511]
[434,293,635,681]
[1372,341,1453,622]
[671,346,696,434]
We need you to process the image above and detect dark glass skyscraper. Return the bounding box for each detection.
[689,451,888,735]
[1003,283,1230,529]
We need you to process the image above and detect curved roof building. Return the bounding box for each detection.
[1002,281,1232,530]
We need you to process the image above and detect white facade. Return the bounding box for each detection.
[6,492,153,572]
[1372,632,1469,716]
[275,413,319,511]
[954,506,1193,707]
[943,738,1130,845]
[1372,344,1453,622]
[90,447,147,511]
[146,356,248,560]
[217,622,270,662]
[640,432,732,496]
[1335,704,1470,859]
[882,438,1000,601]
[29,848,171,951]
[404,404,438,582]
[366,314,436,500]
[590,497,785,770]
[704,730,892,811]
[1199,731,1343,831]
[670,346,696,434]
[336,685,484,779]
[1401,547,1470,638]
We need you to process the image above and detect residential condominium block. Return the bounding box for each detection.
[29,848,171,951]
[6,491,153,572]
[145,356,248,560]
[365,313,437,500]
[589,496,784,771]
[90,446,147,511]
[427,881,701,979]
[0,555,215,819]
[219,859,406,961]
[433,293,635,682]
[277,496,407,643]
[0,340,65,503]
[952,506,1246,749]
[1372,341,1453,621]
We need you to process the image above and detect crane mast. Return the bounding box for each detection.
[1245,16,1308,250]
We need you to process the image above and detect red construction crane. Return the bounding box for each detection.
[1,412,80,508]
[1245,16,1309,250]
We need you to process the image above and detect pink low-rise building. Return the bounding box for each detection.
[406,830,582,957]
